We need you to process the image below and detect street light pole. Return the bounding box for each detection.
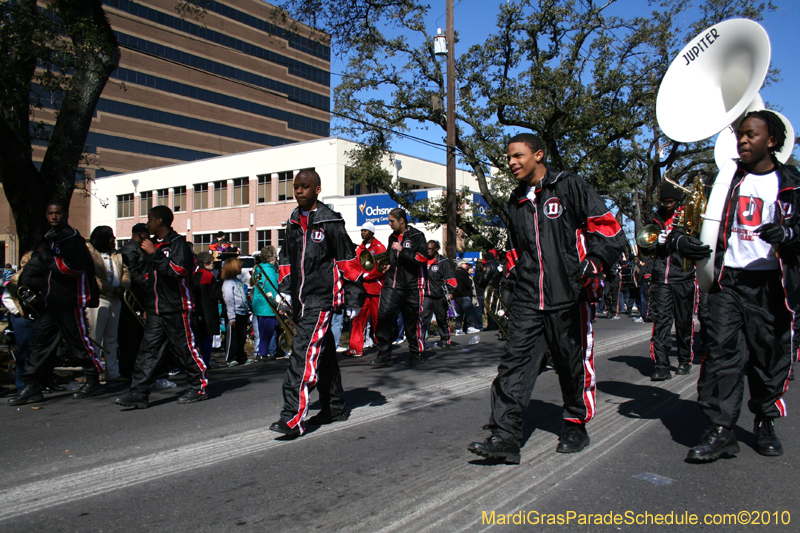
[445,0,457,260]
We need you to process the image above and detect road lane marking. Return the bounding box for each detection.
[0,330,652,522]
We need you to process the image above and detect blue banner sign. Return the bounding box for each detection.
[357,191,427,226]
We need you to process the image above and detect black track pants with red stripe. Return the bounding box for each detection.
[376,286,424,359]
[421,295,451,343]
[280,307,344,434]
[697,269,793,428]
[488,301,595,447]
[649,280,696,369]
[131,311,207,395]
[22,307,102,383]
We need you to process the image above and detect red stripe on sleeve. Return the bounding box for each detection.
[415,252,427,263]
[446,278,457,288]
[336,258,363,282]
[505,249,519,273]
[55,257,82,276]
[586,212,622,238]
[279,264,291,283]
[170,262,189,276]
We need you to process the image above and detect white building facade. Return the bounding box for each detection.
[89,137,482,254]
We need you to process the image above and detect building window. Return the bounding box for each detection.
[213,180,228,208]
[257,174,271,203]
[140,191,153,214]
[276,171,294,202]
[194,183,208,210]
[193,233,214,253]
[257,230,272,250]
[229,231,249,255]
[117,238,130,250]
[156,188,169,206]
[117,193,134,218]
[277,228,286,249]
[174,186,186,212]
[344,166,380,196]
[232,177,249,206]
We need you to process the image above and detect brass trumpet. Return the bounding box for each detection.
[636,223,662,249]
[359,249,390,272]
[664,172,708,271]
[483,286,510,336]
[252,269,296,353]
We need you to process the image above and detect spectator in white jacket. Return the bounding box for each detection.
[221,258,252,366]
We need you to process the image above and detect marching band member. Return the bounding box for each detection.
[648,183,698,380]
[673,111,800,462]
[348,222,386,357]
[369,208,428,368]
[420,240,457,347]
[114,206,207,409]
[468,133,626,463]
[270,170,363,436]
[10,199,102,406]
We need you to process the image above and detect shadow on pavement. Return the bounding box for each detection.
[597,380,705,447]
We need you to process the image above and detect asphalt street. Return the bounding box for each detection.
[0,316,797,532]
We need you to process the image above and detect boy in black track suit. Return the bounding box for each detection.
[420,240,457,347]
[114,206,207,409]
[672,111,800,463]
[370,208,429,368]
[648,182,697,381]
[10,199,102,406]
[468,133,626,464]
[269,170,363,437]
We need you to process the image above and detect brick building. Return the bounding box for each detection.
[1,0,329,264]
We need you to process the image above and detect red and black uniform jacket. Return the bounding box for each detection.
[192,267,221,337]
[384,226,428,291]
[278,204,364,312]
[504,167,626,310]
[144,229,195,314]
[708,162,800,311]
[355,238,387,296]
[21,224,98,309]
[650,208,696,284]
[425,253,457,298]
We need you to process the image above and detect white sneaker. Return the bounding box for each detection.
[454,330,465,336]
[632,317,644,323]
[364,338,375,348]
[336,346,347,353]
[466,327,481,334]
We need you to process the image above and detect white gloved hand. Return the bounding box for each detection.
[279,293,292,310]
[346,307,360,319]
[657,230,668,245]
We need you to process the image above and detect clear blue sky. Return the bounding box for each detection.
[329,0,800,167]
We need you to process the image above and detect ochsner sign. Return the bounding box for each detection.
[357,191,427,226]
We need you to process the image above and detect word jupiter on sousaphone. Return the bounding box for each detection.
[654,17,795,292]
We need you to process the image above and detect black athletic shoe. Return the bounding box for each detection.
[72,382,105,399]
[675,363,692,375]
[686,424,739,463]
[8,383,44,406]
[370,355,393,368]
[177,389,207,404]
[307,409,350,426]
[269,420,301,437]
[754,417,783,456]
[650,368,672,381]
[468,435,521,464]
[556,422,590,453]
[404,355,424,367]
[114,392,149,409]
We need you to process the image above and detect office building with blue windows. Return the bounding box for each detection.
[0,0,330,260]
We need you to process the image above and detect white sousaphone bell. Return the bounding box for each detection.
[655,18,794,292]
